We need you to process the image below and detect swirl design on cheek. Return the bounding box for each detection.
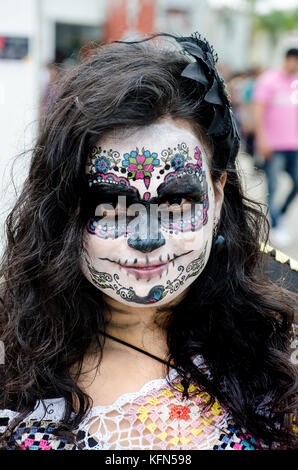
[84,242,208,304]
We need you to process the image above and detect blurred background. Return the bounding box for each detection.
[0,0,297,258]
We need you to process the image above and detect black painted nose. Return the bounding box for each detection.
[127,232,166,253]
[126,203,166,253]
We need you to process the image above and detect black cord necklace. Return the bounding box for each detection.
[98,329,172,366]
[98,329,191,399]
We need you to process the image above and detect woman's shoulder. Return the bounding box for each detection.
[0,397,66,424]
[0,417,76,450]
[0,400,78,450]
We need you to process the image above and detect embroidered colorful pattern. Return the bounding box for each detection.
[0,420,77,450]
[0,376,272,450]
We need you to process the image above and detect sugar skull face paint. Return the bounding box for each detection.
[80,117,226,307]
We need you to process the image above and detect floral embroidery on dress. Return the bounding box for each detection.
[0,419,77,450]
[0,355,277,450]
[169,404,190,421]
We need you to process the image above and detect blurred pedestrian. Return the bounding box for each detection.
[227,71,246,143]
[239,67,262,158]
[253,48,298,247]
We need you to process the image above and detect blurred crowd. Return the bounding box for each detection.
[224,66,263,159]
[223,50,298,250]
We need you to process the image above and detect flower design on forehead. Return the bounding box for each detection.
[122,148,160,189]
[86,143,203,190]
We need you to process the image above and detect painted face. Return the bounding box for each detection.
[80,118,225,307]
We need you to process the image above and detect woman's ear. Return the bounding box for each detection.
[214,171,227,219]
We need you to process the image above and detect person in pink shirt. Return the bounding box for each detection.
[253,48,298,247]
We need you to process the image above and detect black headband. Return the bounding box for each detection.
[114,31,240,169]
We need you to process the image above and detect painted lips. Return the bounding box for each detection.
[121,262,169,280]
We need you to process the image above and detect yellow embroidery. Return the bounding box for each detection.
[138,414,148,423]
[146,397,160,406]
[211,401,222,416]
[168,436,192,445]
[137,405,150,423]
[173,383,184,392]
[160,390,174,398]
[202,417,212,426]
[203,393,211,403]
[191,427,203,436]
[157,431,168,441]
[180,436,191,444]
[168,436,179,445]
[137,405,149,414]
[146,423,157,433]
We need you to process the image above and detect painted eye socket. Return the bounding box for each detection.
[163,196,194,211]
[94,202,141,223]
[166,196,185,205]
[94,201,126,218]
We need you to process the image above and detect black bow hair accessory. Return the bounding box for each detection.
[174,32,240,169]
[114,31,241,169]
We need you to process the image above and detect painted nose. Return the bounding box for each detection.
[127,204,166,253]
[127,231,165,253]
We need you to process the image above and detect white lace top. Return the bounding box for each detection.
[0,355,267,450]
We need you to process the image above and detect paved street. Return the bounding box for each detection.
[238,152,298,260]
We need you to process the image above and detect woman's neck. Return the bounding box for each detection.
[102,295,171,359]
[101,287,189,359]
[105,313,169,360]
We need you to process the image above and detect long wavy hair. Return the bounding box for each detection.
[0,33,297,449]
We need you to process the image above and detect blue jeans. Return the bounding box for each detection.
[264,150,298,227]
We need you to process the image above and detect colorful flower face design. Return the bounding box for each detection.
[170,154,185,170]
[122,149,160,188]
[94,155,111,174]
[194,146,203,167]
[81,118,225,308]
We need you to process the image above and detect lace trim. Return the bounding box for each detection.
[81,354,209,416]
[0,354,209,424]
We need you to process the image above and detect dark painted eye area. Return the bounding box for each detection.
[166,196,184,205]
[161,194,204,210]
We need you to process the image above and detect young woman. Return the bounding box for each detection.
[0,32,297,451]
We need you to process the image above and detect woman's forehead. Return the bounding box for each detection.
[85,119,210,199]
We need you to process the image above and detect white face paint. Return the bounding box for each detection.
[80,117,225,307]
